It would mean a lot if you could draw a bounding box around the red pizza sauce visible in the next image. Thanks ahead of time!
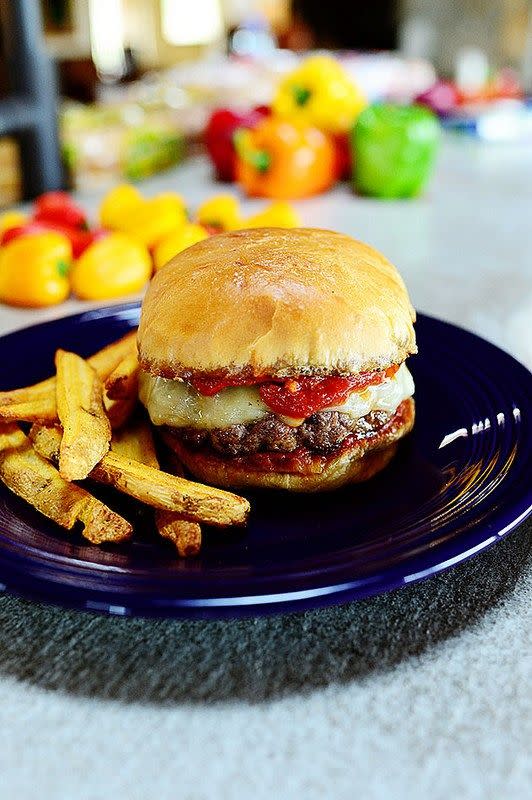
[190,365,399,419]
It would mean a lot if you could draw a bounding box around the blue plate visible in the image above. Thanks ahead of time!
[0,304,530,618]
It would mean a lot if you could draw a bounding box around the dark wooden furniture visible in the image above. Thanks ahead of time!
[0,0,63,199]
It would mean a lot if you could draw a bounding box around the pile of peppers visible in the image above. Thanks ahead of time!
[205,55,367,199]
[0,191,153,307]
[205,54,440,200]
[0,185,302,308]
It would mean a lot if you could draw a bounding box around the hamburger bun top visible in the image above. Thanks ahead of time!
[138,227,416,379]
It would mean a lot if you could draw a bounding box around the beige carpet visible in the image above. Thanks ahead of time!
[0,522,529,799]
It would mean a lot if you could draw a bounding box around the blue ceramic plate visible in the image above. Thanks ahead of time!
[0,304,530,618]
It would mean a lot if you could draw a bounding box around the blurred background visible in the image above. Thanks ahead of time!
[0,0,530,203]
[1,0,532,369]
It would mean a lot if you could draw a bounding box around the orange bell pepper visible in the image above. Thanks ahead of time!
[70,233,152,300]
[0,232,71,307]
[235,118,336,200]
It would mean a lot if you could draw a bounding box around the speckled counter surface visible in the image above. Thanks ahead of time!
[0,136,530,799]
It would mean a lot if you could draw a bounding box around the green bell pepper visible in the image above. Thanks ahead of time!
[352,104,439,198]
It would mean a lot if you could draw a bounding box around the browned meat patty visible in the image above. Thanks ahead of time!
[169,409,391,456]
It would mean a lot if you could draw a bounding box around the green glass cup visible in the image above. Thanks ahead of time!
[352,104,439,199]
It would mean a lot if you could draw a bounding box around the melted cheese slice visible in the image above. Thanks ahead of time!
[139,363,415,430]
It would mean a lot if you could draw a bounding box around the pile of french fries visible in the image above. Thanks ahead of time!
[0,332,249,557]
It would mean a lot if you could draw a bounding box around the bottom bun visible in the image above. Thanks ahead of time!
[161,398,415,492]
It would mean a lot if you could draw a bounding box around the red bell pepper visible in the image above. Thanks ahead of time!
[205,106,269,182]
[1,221,106,258]
[33,191,88,230]
[332,132,352,180]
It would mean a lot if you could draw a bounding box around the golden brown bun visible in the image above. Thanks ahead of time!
[138,228,416,379]
[161,398,415,493]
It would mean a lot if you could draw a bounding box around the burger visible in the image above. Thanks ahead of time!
[138,228,416,492]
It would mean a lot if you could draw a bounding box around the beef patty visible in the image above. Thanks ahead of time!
[168,409,392,457]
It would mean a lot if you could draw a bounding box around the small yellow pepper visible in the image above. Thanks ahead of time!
[0,210,27,236]
[99,184,143,230]
[196,194,241,231]
[241,201,301,229]
[153,223,208,271]
[119,193,188,249]
[70,233,152,300]
[273,55,367,134]
[0,232,71,307]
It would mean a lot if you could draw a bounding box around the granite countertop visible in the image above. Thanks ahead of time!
[0,136,530,799]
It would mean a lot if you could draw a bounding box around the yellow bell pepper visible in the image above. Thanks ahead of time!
[153,224,208,271]
[0,210,27,237]
[118,193,188,249]
[99,186,187,249]
[196,194,241,232]
[241,201,301,229]
[99,184,143,230]
[0,232,71,307]
[70,233,152,300]
[272,55,367,134]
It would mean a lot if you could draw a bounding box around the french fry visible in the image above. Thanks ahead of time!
[104,352,139,400]
[104,393,138,431]
[94,452,248,527]
[88,331,137,378]
[34,420,202,555]
[0,377,57,423]
[155,453,202,557]
[56,350,111,481]
[102,352,140,430]
[29,422,62,462]
[0,331,137,424]
[97,453,249,527]
[31,422,249,527]
[0,423,132,544]
[110,415,159,467]
[155,510,202,558]
[112,417,202,557]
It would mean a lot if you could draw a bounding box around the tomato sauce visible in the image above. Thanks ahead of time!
[190,373,266,396]
[190,365,399,418]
